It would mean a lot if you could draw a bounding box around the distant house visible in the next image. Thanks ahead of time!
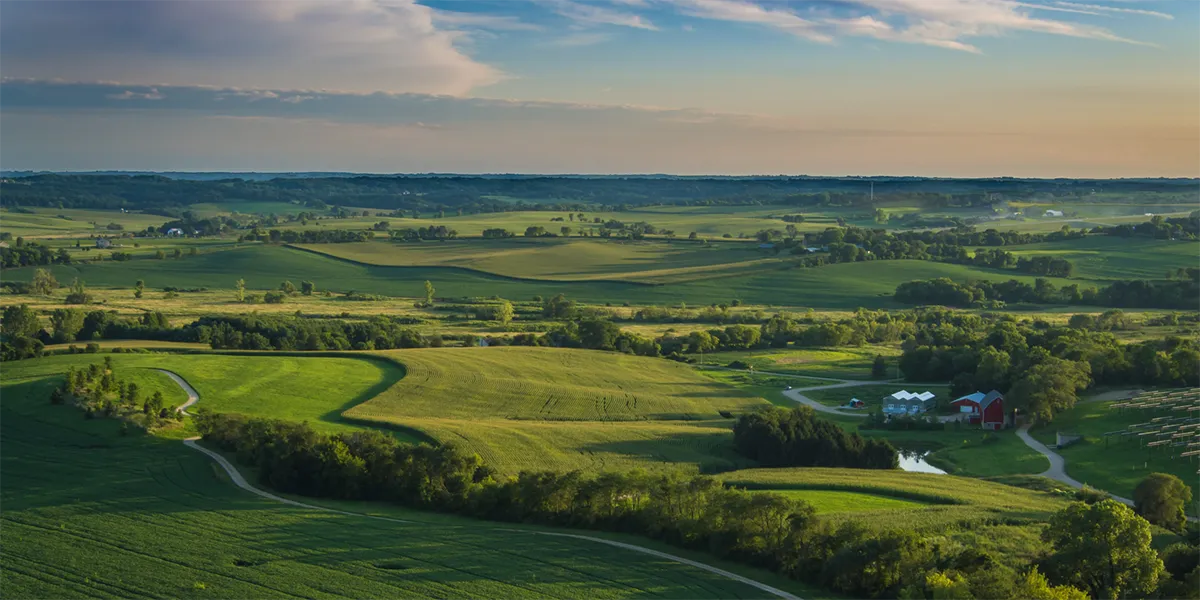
[1043,209,1064,217]
[758,243,775,250]
[951,390,1006,430]
[95,238,112,249]
[165,228,185,237]
[882,390,936,416]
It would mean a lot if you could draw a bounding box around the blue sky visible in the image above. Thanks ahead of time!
[1,0,1196,176]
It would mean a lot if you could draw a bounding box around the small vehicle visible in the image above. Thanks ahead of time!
[785,386,792,390]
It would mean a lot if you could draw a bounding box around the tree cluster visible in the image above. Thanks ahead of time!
[894,276,1198,310]
[733,406,898,469]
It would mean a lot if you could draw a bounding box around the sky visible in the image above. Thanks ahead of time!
[1,0,1197,177]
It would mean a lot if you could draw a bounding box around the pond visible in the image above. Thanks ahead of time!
[898,451,947,475]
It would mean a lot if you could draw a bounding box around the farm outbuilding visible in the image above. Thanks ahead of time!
[883,390,936,416]
[951,390,1006,430]
[95,238,112,249]
[1043,209,1064,217]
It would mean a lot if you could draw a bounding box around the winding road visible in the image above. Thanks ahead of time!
[161,369,800,600]
[1016,425,1135,508]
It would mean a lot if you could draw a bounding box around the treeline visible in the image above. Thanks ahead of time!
[895,275,1200,309]
[897,310,1200,421]
[190,315,431,351]
[197,412,1153,600]
[389,226,457,241]
[241,228,375,243]
[1095,214,1199,240]
[1,239,72,268]
[733,406,898,469]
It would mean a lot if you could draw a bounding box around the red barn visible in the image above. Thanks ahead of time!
[950,390,1006,430]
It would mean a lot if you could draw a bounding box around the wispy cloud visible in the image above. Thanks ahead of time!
[107,88,165,100]
[540,0,659,30]
[430,9,543,31]
[665,0,1154,52]
[1053,1,1174,19]
[547,32,615,47]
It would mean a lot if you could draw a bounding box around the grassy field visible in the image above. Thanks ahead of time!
[4,244,1083,309]
[698,346,903,380]
[0,207,170,238]
[800,384,951,409]
[748,489,930,513]
[720,467,1069,567]
[1006,236,1200,281]
[1029,396,1200,506]
[2,353,404,435]
[0,373,807,599]
[346,347,768,474]
[294,238,787,284]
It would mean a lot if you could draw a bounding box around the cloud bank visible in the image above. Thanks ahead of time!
[0,0,502,95]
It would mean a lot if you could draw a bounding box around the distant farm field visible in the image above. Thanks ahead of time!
[294,238,785,283]
[0,375,799,599]
[1006,236,1200,281]
[5,244,1082,308]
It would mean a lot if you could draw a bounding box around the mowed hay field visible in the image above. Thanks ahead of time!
[6,244,1079,308]
[0,376,801,600]
[294,238,785,284]
[348,347,769,474]
[3,353,404,435]
[720,467,1071,567]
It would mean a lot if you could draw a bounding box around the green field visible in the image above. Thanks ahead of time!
[719,467,1069,567]
[5,244,1082,308]
[347,347,767,474]
[295,238,786,283]
[749,489,930,513]
[699,346,903,380]
[1029,396,1200,506]
[1007,236,1199,281]
[0,373,806,599]
[3,353,404,435]
[0,207,170,238]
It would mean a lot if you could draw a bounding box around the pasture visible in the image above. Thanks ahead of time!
[2,353,404,435]
[347,347,768,474]
[699,346,903,380]
[0,207,169,238]
[1029,395,1200,506]
[5,244,1084,308]
[720,467,1070,567]
[0,376,804,599]
[294,238,787,284]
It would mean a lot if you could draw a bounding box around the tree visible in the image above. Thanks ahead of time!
[235,279,246,302]
[280,281,297,295]
[154,250,166,260]
[49,308,85,343]
[1132,473,1192,532]
[1042,499,1163,600]
[301,281,315,296]
[64,278,92,304]
[1014,568,1088,600]
[1007,358,1091,422]
[871,355,888,379]
[494,300,514,324]
[172,248,182,259]
[30,268,58,295]
[686,330,718,354]
[560,226,572,237]
[2,304,42,337]
[423,280,435,306]
[785,224,798,239]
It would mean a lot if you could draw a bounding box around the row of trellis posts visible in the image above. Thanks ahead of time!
[1105,388,1200,472]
